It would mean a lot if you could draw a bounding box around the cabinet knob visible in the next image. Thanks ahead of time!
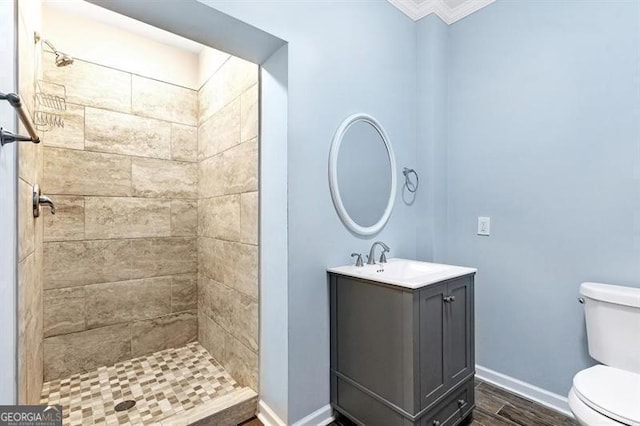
[432,421,440,426]
[458,399,466,408]
[443,295,456,303]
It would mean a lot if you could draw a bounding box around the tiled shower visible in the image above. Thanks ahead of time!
[16,1,260,424]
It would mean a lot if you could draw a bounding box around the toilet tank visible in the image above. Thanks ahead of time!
[580,282,640,373]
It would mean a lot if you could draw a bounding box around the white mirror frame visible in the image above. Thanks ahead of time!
[328,113,397,236]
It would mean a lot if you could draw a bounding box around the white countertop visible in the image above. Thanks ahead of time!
[327,258,477,289]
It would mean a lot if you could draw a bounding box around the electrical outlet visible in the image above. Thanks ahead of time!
[477,217,490,236]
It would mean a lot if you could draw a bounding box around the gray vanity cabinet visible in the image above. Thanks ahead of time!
[330,273,475,426]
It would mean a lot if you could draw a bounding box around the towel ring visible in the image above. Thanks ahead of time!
[403,167,419,193]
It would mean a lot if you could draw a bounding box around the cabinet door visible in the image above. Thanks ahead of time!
[445,278,474,385]
[419,283,447,409]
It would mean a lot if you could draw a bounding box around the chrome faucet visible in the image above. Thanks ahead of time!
[367,241,390,265]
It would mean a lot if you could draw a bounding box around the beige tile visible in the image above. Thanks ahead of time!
[172,273,197,312]
[240,192,259,245]
[231,242,259,300]
[44,287,85,337]
[86,277,171,329]
[131,311,197,357]
[43,324,132,381]
[131,237,197,279]
[171,123,197,162]
[18,136,38,185]
[198,195,240,241]
[18,179,35,260]
[18,252,43,404]
[44,196,84,241]
[230,291,259,353]
[199,239,258,300]
[85,197,171,239]
[131,75,198,126]
[198,311,226,364]
[221,139,258,195]
[43,240,131,289]
[42,103,84,149]
[240,84,259,143]
[188,394,257,426]
[132,158,198,199]
[85,107,172,159]
[43,147,132,196]
[198,154,223,198]
[44,55,131,113]
[199,57,258,124]
[225,334,258,391]
[198,275,233,332]
[198,98,240,160]
[171,200,197,237]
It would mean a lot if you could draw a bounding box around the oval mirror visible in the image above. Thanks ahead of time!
[329,113,397,235]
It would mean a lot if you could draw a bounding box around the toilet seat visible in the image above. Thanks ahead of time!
[572,365,640,426]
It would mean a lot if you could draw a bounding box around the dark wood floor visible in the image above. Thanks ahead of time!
[240,379,577,426]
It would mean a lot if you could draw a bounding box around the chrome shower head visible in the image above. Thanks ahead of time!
[54,52,74,67]
[43,39,74,67]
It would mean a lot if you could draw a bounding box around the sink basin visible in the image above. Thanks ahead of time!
[327,258,477,289]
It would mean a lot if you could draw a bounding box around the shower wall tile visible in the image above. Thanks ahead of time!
[44,147,132,197]
[198,155,223,198]
[225,333,258,391]
[132,158,198,199]
[198,98,241,160]
[198,312,227,365]
[171,273,197,312]
[85,277,172,328]
[221,139,258,195]
[85,107,172,159]
[44,56,131,113]
[240,192,259,246]
[199,57,258,124]
[131,76,198,126]
[85,197,171,239]
[229,289,259,353]
[171,200,198,237]
[18,252,43,402]
[240,84,259,143]
[43,240,131,289]
[42,103,85,150]
[198,276,233,332]
[199,238,258,300]
[130,237,197,279]
[43,324,132,381]
[43,287,85,337]
[198,195,241,241]
[44,196,84,242]
[18,178,35,261]
[171,123,198,162]
[130,311,197,357]
[232,243,259,300]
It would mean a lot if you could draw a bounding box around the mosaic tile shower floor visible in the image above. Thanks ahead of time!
[40,342,255,425]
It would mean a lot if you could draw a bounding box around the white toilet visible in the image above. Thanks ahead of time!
[569,282,640,426]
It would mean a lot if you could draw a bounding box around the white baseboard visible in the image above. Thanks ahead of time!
[257,399,286,426]
[475,365,574,418]
[258,401,334,426]
[291,404,334,426]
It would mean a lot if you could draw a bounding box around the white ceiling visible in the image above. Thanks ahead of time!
[388,0,495,24]
[42,0,206,53]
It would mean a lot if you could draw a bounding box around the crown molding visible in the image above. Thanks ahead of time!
[388,0,495,24]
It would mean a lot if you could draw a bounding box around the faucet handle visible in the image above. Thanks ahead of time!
[351,253,364,267]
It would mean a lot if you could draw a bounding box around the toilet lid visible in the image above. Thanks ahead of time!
[573,365,640,426]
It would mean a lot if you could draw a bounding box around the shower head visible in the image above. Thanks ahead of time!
[43,39,74,67]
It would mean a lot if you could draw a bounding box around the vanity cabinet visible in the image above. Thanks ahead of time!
[329,272,475,426]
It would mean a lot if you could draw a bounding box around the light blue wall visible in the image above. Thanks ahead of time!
[197,1,418,422]
[439,0,640,396]
[416,14,449,262]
